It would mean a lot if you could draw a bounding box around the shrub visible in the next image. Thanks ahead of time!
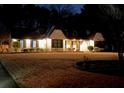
[13,41,20,48]
[94,47,104,52]
[13,41,20,52]
[87,46,94,51]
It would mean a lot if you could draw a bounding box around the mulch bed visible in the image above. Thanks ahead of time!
[76,60,124,76]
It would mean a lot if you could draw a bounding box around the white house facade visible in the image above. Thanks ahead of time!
[11,28,97,52]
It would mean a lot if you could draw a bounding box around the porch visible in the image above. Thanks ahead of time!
[11,38,95,52]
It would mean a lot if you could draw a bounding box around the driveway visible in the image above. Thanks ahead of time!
[0,52,124,88]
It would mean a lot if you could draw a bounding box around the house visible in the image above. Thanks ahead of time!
[0,32,11,53]
[11,26,99,52]
[90,32,105,46]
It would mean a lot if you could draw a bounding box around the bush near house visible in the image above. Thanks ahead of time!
[36,48,47,52]
[21,48,49,53]
[76,60,123,76]
[13,41,20,52]
[87,46,94,51]
[94,47,104,52]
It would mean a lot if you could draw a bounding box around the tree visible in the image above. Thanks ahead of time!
[48,4,74,17]
[98,5,124,62]
[48,4,75,28]
[81,4,124,64]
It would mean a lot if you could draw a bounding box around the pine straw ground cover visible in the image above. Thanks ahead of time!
[0,52,124,88]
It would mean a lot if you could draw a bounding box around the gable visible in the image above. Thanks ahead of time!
[49,29,66,39]
[93,32,104,41]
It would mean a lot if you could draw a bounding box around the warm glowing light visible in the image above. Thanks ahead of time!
[73,45,76,48]
[38,39,46,48]
[65,39,70,48]
[89,40,94,46]
[64,39,68,41]
[45,38,51,50]
[46,38,51,42]
[12,39,17,42]
[25,39,31,48]
[80,41,88,51]
[79,39,83,41]
[73,44,76,51]
[66,44,70,48]
[73,39,76,41]
[20,40,23,48]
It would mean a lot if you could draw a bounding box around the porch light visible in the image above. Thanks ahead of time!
[12,39,17,42]
[66,44,70,48]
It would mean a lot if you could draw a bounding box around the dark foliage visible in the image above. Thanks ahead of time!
[0,4,84,38]
[76,60,124,77]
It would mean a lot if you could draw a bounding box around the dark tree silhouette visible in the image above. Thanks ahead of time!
[48,4,75,28]
[48,4,74,17]
[98,5,124,62]
[81,4,124,63]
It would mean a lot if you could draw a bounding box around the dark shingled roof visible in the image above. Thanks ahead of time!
[3,26,104,40]
[88,32,105,41]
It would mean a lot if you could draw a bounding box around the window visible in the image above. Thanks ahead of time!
[52,39,63,48]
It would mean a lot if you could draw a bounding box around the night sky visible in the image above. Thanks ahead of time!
[38,4,83,14]
[72,4,83,14]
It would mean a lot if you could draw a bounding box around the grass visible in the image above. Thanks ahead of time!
[76,60,124,76]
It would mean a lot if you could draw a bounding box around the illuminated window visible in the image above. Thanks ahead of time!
[80,41,88,51]
[38,39,46,48]
[20,40,23,48]
[32,40,36,48]
[25,39,31,48]
[89,40,94,46]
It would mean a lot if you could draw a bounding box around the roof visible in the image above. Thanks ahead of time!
[22,31,45,39]
[11,27,47,39]
[49,29,67,39]
[35,26,83,39]
[93,32,105,41]
[10,26,105,40]
[89,32,105,41]
[12,26,67,40]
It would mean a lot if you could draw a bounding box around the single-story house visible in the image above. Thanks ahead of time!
[0,26,105,53]
[11,27,105,52]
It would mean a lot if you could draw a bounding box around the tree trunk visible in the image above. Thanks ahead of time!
[118,52,123,62]
[117,39,124,73]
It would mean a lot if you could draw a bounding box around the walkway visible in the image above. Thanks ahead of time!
[0,62,18,88]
